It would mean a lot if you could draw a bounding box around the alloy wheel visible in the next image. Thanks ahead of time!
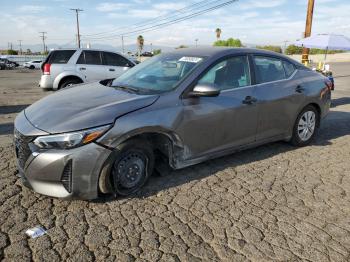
[297,111,316,141]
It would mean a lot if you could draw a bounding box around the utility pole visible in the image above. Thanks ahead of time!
[121,35,125,54]
[283,40,289,54]
[70,8,83,48]
[18,40,23,55]
[39,32,47,54]
[302,0,315,64]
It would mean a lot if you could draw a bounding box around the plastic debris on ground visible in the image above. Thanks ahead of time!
[25,226,47,238]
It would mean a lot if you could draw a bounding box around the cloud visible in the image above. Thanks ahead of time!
[154,3,187,11]
[239,0,286,9]
[18,5,47,13]
[128,9,165,19]
[96,2,130,12]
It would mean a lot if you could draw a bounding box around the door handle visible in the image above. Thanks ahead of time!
[79,67,86,71]
[109,68,115,72]
[242,96,257,105]
[295,85,305,93]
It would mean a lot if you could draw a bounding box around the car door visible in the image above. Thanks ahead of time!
[178,55,258,158]
[102,51,133,79]
[76,50,107,82]
[252,55,304,141]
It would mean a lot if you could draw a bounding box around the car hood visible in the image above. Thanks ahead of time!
[24,82,159,134]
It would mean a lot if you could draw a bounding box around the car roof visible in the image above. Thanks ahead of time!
[170,47,295,62]
[50,48,123,53]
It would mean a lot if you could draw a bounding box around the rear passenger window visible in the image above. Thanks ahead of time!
[103,52,130,67]
[253,56,286,84]
[283,61,296,78]
[48,50,75,64]
[77,51,102,65]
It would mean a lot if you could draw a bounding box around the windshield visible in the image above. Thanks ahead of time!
[111,53,205,94]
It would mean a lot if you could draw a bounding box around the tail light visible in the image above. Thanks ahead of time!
[43,63,51,75]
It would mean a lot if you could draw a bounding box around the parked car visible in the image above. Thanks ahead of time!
[141,51,153,57]
[39,48,136,90]
[14,47,332,200]
[0,60,5,70]
[0,58,19,69]
[24,60,42,69]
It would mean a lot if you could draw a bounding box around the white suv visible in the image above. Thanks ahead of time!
[39,48,136,90]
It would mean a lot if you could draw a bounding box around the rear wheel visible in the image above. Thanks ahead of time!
[59,78,83,89]
[111,139,154,196]
[290,105,319,146]
[29,65,35,70]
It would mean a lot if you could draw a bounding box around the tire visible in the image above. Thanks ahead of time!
[59,78,82,89]
[290,105,319,146]
[29,65,35,70]
[111,139,154,196]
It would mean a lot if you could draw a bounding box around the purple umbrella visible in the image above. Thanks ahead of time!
[295,34,350,61]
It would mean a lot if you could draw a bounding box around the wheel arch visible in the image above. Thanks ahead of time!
[53,72,84,90]
[302,102,322,127]
[98,129,187,195]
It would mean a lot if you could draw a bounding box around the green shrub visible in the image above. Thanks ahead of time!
[213,38,243,47]
[256,45,282,53]
[153,49,161,55]
[7,49,18,55]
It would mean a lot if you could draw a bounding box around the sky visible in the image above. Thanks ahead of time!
[0,0,349,50]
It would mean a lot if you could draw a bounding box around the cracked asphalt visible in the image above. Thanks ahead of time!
[0,64,350,261]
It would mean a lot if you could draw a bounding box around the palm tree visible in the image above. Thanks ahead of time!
[137,35,144,59]
[215,28,222,40]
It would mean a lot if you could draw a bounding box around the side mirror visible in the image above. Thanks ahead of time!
[188,83,220,97]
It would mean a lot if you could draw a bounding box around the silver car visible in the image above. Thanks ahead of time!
[39,48,136,90]
[14,47,332,199]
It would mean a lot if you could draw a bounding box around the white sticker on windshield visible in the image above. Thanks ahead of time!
[179,57,202,63]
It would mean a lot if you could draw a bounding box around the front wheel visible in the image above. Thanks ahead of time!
[290,105,319,146]
[111,140,154,196]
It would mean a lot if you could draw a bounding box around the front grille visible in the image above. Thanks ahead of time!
[14,129,35,170]
[61,160,72,193]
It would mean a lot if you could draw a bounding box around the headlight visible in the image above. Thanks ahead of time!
[33,125,111,149]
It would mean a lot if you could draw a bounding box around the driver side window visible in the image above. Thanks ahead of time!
[198,56,251,90]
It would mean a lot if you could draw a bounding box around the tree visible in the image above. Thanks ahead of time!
[256,45,282,53]
[215,28,222,40]
[26,49,32,54]
[285,45,303,55]
[176,45,189,49]
[213,38,242,47]
[153,49,161,55]
[7,49,18,55]
[137,35,144,54]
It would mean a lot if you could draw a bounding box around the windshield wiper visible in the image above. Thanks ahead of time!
[113,84,139,93]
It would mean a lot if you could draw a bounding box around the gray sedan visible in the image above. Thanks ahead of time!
[14,47,332,199]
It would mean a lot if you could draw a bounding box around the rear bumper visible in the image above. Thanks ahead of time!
[39,75,53,89]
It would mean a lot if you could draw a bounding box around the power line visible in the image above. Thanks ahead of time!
[83,0,238,41]
[83,0,215,37]
[83,0,235,40]
[18,40,23,55]
[70,8,83,48]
